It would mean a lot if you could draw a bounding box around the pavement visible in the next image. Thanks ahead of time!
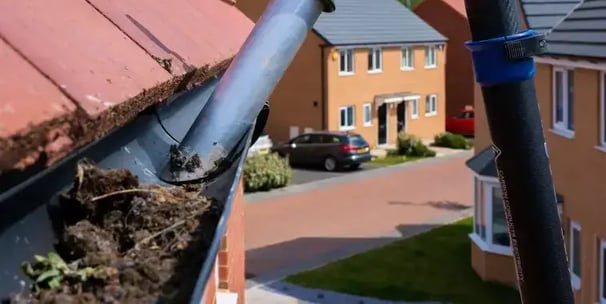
[243,150,474,303]
[247,281,448,304]
[289,165,379,186]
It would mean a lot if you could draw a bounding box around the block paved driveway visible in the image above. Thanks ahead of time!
[244,152,474,285]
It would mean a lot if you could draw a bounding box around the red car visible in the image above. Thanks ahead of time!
[446,107,474,136]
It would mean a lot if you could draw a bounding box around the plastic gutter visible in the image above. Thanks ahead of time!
[0,0,335,301]
[0,74,246,301]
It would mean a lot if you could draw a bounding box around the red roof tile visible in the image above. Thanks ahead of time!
[0,0,253,173]
[0,40,75,139]
[85,0,251,76]
[0,0,173,116]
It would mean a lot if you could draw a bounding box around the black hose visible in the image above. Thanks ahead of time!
[464,0,575,303]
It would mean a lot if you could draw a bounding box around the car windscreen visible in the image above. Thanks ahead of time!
[347,135,368,147]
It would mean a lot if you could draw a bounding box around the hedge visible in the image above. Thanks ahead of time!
[396,131,437,157]
[243,152,292,193]
[433,132,471,150]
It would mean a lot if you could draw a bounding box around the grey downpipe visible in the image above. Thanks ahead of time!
[161,0,336,183]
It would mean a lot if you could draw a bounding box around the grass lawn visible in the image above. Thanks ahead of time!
[369,155,424,167]
[285,218,521,304]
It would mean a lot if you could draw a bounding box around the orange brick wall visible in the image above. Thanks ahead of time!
[203,180,246,304]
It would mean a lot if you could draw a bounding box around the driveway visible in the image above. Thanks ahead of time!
[290,164,378,185]
[244,151,474,285]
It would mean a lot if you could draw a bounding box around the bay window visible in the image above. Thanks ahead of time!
[470,176,512,255]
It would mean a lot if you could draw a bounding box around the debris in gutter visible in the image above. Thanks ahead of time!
[152,56,173,74]
[9,160,218,304]
[168,144,202,174]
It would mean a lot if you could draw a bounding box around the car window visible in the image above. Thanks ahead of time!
[320,135,342,144]
[457,111,474,119]
[292,135,311,144]
[348,135,368,147]
[309,134,323,144]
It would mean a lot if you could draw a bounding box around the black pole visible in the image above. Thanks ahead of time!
[464,1,574,303]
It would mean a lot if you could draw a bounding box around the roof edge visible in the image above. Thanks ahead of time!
[535,55,606,69]
[0,58,233,175]
[329,40,448,48]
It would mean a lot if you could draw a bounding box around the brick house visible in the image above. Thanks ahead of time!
[0,1,254,303]
[413,0,476,118]
[414,0,581,118]
[466,1,606,304]
[237,0,447,146]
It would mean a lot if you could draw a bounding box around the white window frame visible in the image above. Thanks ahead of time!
[569,221,581,290]
[363,103,372,127]
[469,175,513,256]
[424,45,437,68]
[425,94,438,116]
[551,66,575,138]
[339,49,354,75]
[410,98,419,119]
[339,105,355,130]
[599,71,606,150]
[599,240,606,304]
[367,47,382,73]
[401,46,414,70]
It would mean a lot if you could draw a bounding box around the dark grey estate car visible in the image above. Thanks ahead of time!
[271,131,372,171]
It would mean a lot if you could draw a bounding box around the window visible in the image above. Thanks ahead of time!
[424,46,437,68]
[410,98,419,119]
[552,67,574,137]
[599,240,606,304]
[309,134,323,144]
[569,221,581,290]
[457,111,474,119]
[339,106,355,130]
[490,185,510,247]
[289,126,299,139]
[363,103,372,126]
[367,47,382,73]
[339,49,354,75]
[401,47,414,70]
[600,72,606,148]
[292,134,311,144]
[425,95,438,116]
[470,177,512,256]
[320,135,342,144]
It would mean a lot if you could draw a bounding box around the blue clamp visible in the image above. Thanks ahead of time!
[465,30,548,87]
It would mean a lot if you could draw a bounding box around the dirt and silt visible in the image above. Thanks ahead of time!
[10,159,219,304]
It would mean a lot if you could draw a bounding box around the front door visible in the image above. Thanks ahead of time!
[377,104,387,145]
[397,102,406,133]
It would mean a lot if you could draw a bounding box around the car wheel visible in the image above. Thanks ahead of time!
[323,156,338,172]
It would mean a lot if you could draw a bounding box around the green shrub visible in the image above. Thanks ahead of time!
[396,131,421,155]
[433,132,471,150]
[243,152,292,193]
[396,131,436,157]
[410,141,437,157]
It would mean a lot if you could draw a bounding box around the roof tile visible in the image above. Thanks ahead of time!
[0,39,75,139]
[520,0,582,33]
[546,0,606,58]
[0,0,253,173]
[0,0,173,117]
[314,0,446,45]
[85,0,252,76]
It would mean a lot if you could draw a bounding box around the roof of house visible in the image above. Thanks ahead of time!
[313,0,446,46]
[466,146,497,177]
[519,0,582,33]
[0,0,253,174]
[415,0,468,18]
[466,146,564,203]
[544,0,606,59]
